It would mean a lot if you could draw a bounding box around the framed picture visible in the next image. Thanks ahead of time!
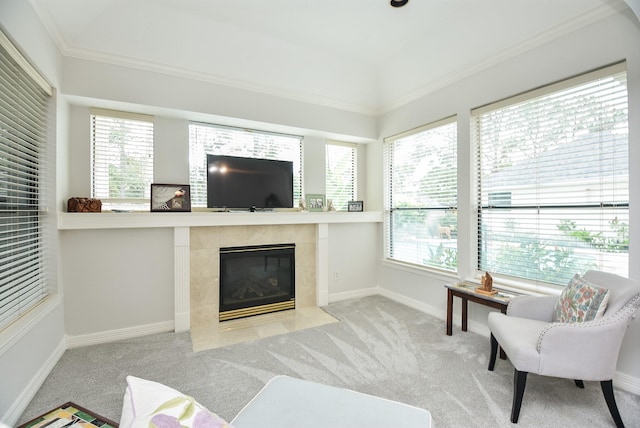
[151,184,191,212]
[305,194,326,212]
[347,200,364,212]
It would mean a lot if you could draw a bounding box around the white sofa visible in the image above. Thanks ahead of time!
[120,375,432,428]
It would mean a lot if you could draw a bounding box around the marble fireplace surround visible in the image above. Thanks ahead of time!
[189,224,318,331]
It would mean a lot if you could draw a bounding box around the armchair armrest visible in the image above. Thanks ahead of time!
[507,295,557,322]
[535,315,633,380]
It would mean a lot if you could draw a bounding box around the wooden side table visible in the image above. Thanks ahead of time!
[445,282,516,359]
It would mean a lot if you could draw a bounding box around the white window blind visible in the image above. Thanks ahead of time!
[189,123,303,207]
[91,109,154,210]
[473,63,628,286]
[384,117,458,271]
[0,30,52,330]
[326,141,356,211]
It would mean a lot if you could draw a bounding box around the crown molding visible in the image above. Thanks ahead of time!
[378,0,628,115]
[30,0,628,118]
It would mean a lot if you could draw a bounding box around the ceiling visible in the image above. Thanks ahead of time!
[30,0,628,115]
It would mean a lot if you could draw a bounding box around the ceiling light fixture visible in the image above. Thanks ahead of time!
[390,0,409,7]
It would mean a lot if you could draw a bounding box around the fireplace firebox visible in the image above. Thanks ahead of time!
[219,243,295,321]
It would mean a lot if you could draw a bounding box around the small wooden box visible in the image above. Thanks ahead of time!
[67,197,102,212]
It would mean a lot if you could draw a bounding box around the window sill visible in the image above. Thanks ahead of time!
[0,294,61,357]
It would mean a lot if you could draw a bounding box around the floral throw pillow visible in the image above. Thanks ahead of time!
[120,375,233,428]
[553,274,610,323]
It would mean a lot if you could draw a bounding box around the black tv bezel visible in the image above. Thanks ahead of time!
[206,154,294,210]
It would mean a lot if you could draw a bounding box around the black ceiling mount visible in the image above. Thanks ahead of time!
[390,0,409,7]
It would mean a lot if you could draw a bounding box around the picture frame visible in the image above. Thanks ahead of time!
[150,184,191,212]
[305,194,326,212]
[347,200,364,212]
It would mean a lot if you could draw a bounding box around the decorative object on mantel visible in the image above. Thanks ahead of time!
[347,200,364,212]
[150,184,191,212]
[298,198,307,211]
[67,197,102,213]
[326,199,336,212]
[476,272,497,296]
[305,194,326,212]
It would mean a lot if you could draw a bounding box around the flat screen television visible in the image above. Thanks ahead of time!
[207,154,294,210]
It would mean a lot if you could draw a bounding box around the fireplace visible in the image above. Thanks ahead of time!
[219,243,295,321]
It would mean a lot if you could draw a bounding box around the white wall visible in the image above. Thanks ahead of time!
[0,0,66,425]
[376,9,640,389]
[328,223,382,300]
[61,229,175,337]
[62,58,378,145]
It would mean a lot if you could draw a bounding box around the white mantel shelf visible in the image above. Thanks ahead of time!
[58,211,384,230]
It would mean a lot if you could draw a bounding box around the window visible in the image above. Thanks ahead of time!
[473,63,628,286]
[91,109,154,210]
[384,117,458,271]
[189,123,303,208]
[326,141,356,211]
[0,31,52,330]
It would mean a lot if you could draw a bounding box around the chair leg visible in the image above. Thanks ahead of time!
[488,333,498,371]
[511,370,528,423]
[574,380,585,389]
[601,380,625,428]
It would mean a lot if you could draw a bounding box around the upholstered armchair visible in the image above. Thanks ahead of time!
[487,270,640,427]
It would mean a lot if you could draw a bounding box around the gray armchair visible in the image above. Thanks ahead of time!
[487,270,640,427]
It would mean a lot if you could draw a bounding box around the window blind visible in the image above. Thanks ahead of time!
[473,63,628,286]
[0,31,52,330]
[189,123,303,207]
[384,117,458,271]
[91,109,154,210]
[326,141,356,211]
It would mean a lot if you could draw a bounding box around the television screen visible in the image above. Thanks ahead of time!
[207,154,294,210]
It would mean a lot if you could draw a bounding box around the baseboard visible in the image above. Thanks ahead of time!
[614,370,640,395]
[377,287,444,320]
[327,287,379,303]
[65,321,175,349]
[2,338,65,427]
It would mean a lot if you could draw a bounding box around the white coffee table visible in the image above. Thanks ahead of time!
[231,375,432,428]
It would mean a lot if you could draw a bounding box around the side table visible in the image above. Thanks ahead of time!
[445,282,516,359]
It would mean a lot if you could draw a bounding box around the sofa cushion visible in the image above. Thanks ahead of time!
[120,375,232,428]
[553,274,610,323]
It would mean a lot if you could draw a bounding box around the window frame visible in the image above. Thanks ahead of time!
[383,116,458,273]
[0,30,52,331]
[325,140,357,211]
[90,108,155,210]
[471,62,629,289]
[188,122,304,209]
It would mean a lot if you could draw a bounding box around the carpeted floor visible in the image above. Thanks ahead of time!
[17,296,640,427]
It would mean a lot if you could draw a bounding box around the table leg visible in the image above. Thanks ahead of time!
[461,298,468,332]
[446,289,453,336]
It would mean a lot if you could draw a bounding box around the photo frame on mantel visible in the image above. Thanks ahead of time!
[347,200,364,212]
[150,184,191,212]
[305,194,326,212]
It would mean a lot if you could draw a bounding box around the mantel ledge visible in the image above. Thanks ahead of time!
[58,211,384,230]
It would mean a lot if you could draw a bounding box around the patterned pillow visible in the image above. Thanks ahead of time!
[120,375,233,428]
[553,274,610,323]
